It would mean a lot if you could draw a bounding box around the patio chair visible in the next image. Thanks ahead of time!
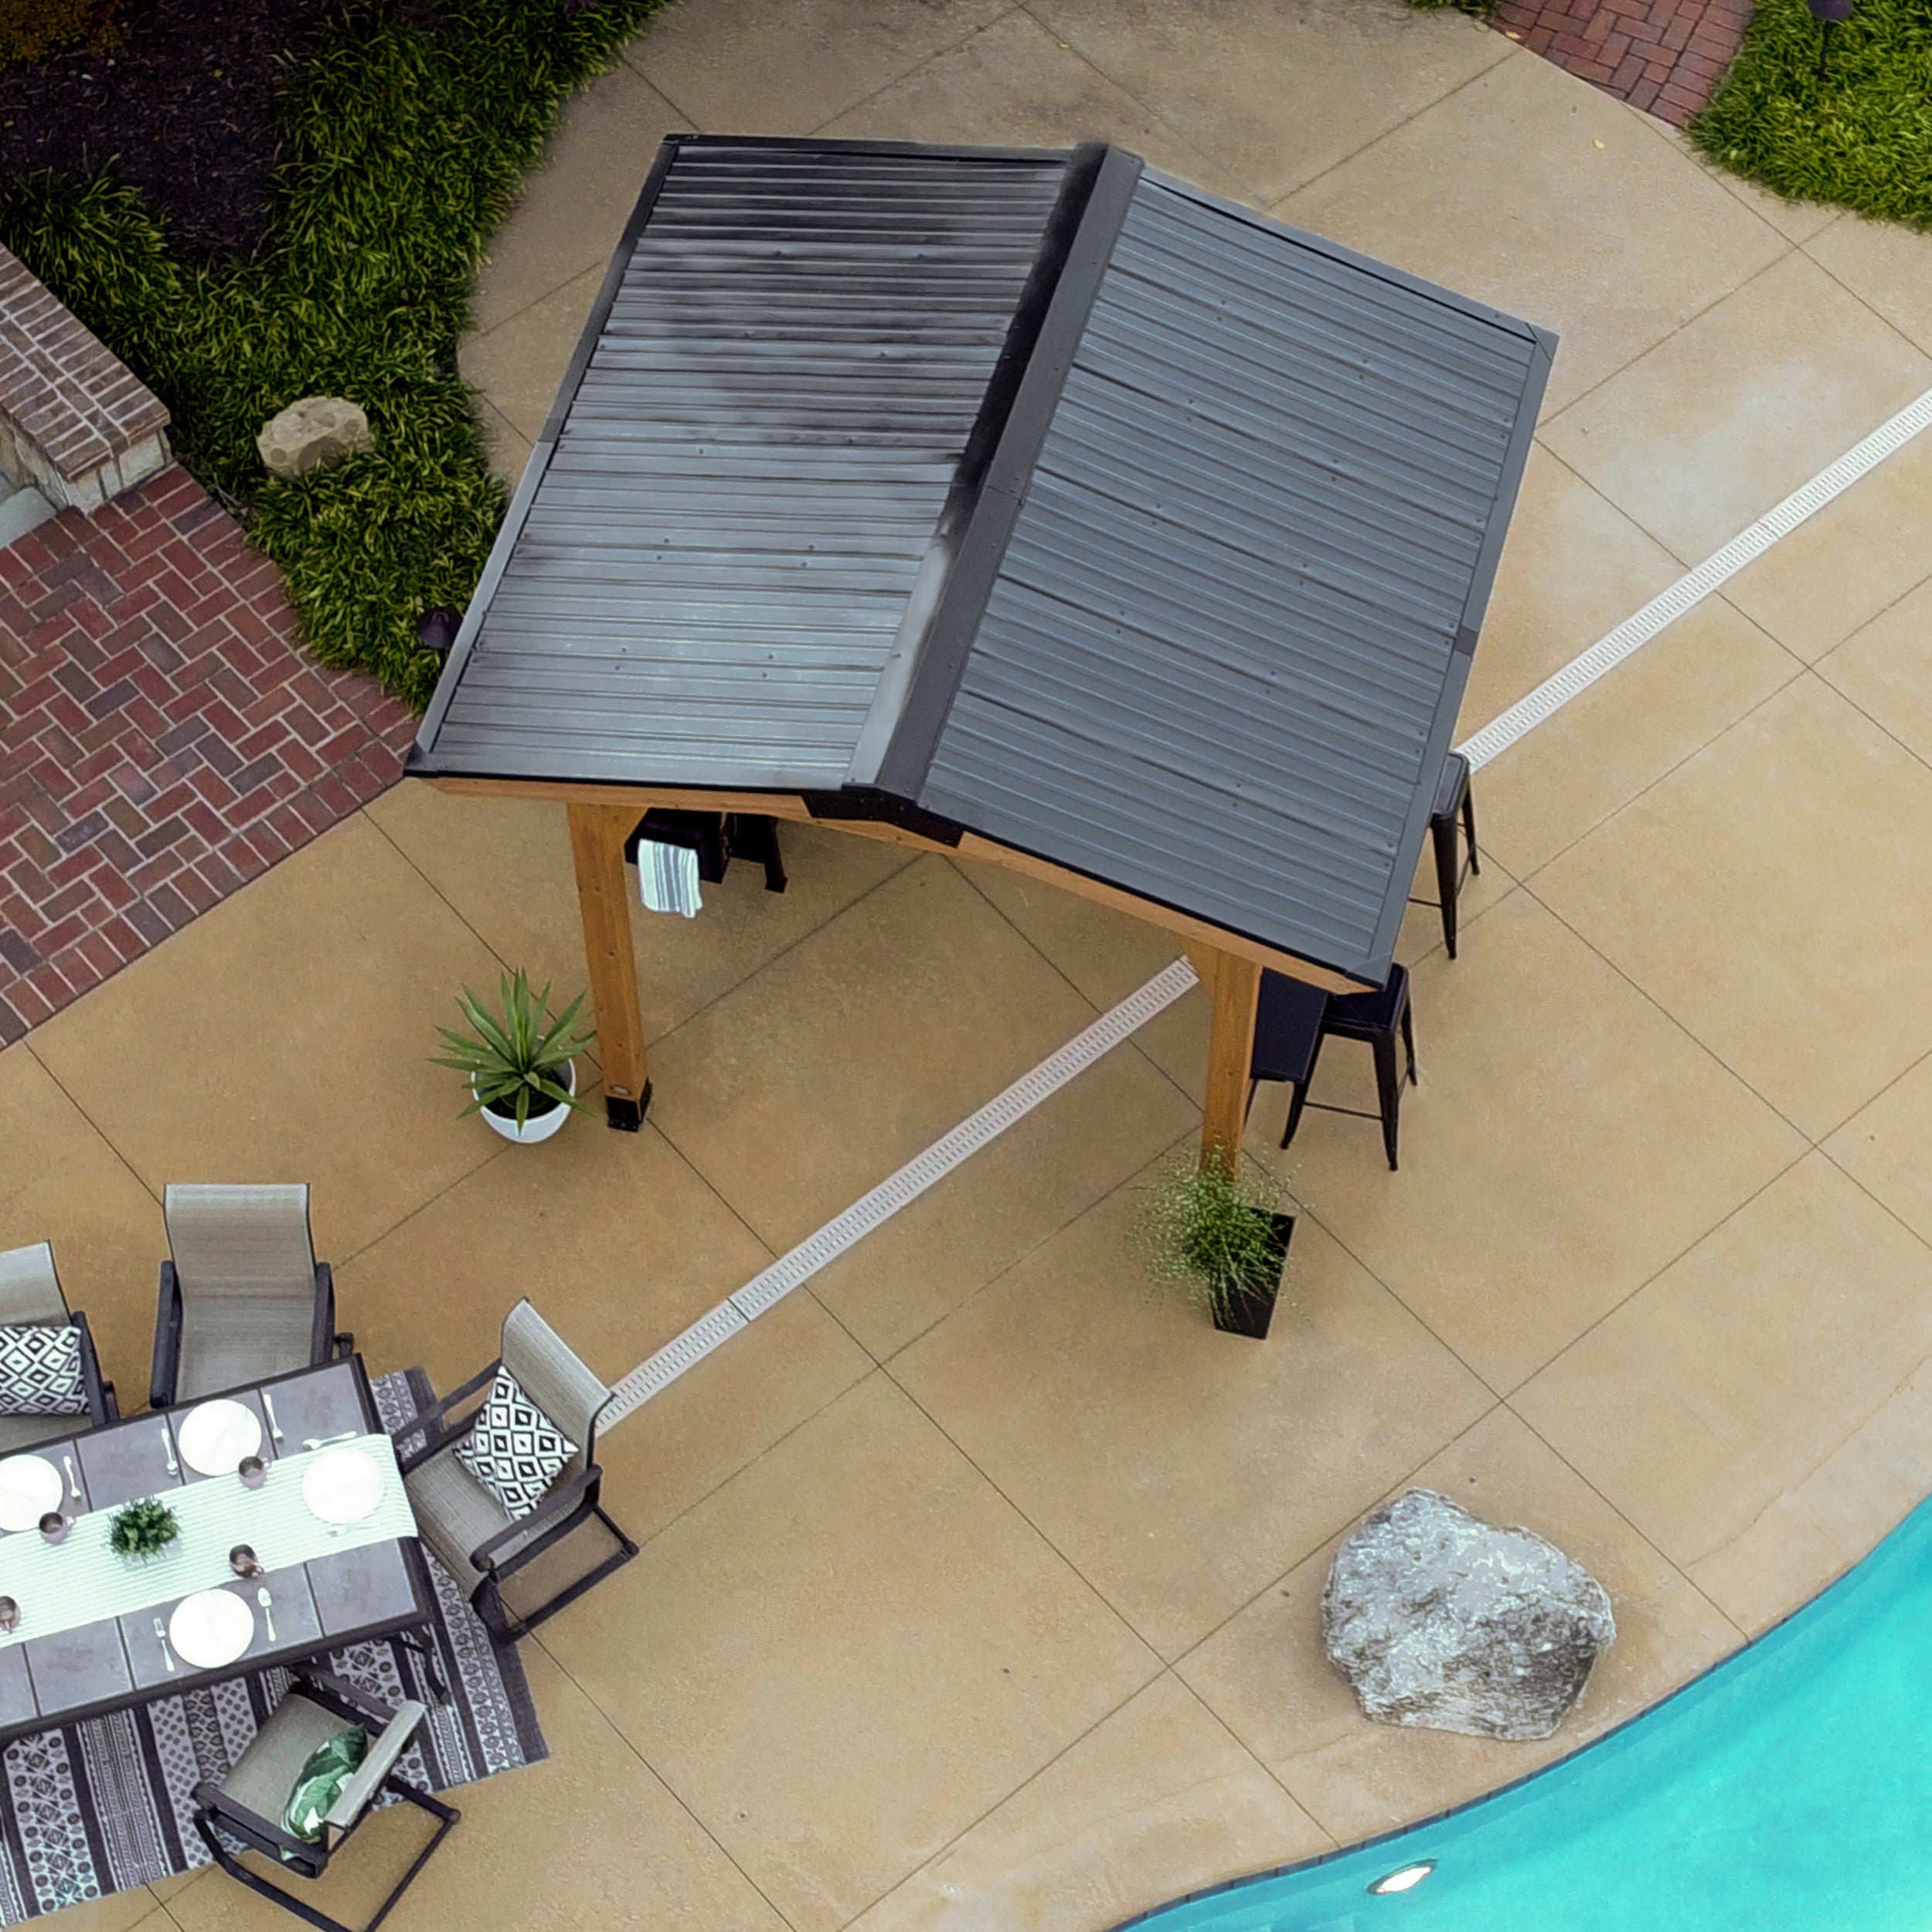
[393,1299,636,1641]
[1247,965,1418,1172]
[0,1242,118,1447]
[150,1184,352,1410]
[192,1666,458,1932]
[1408,750,1480,960]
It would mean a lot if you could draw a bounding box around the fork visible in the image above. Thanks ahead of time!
[302,1432,358,1451]
[154,1617,175,1674]
[62,1456,80,1505]
[262,1393,285,1445]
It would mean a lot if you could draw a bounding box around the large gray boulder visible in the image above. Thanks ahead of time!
[1322,1488,1614,1741]
[256,396,372,479]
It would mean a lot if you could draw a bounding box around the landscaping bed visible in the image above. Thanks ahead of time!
[0,0,667,708]
[1691,0,1932,230]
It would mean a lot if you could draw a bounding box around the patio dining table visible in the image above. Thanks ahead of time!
[0,1356,437,1743]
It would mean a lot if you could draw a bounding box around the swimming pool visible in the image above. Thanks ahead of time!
[1112,1488,1932,1931]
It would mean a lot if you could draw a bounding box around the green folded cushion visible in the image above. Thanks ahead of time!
[281,1725,370,1845]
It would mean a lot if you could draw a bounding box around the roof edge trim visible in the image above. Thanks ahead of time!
[862,143,1145,801]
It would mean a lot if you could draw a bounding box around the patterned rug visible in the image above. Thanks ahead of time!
[0,1369,546,1922]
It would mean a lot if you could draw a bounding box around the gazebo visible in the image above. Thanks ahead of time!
[410,135,1553,1165]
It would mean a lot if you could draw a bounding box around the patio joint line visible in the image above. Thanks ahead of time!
[600,957,1201,1428]
[1459,383,1932,770]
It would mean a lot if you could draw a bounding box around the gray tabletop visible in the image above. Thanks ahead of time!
[2,1359,433,1737]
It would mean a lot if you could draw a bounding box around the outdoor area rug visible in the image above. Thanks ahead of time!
[0,1368,547,1922]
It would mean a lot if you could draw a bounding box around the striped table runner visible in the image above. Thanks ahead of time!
[0,1434,415,1648]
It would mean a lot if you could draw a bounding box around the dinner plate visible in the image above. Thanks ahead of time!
[0,1455,64,1533]
[169,1588,254,1669]
[301,1445,383,1526]
[175,1398,262,1477]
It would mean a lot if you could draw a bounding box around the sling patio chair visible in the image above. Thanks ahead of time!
[192,1666,458,1932]
[0,1241,119,1446]
[392,1298,636,1641]
[151,1183,352,1409]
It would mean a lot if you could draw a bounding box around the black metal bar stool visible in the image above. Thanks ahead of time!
[625,810,787,893]
[1246,965,1418,1171]
[1408,750,1478,958]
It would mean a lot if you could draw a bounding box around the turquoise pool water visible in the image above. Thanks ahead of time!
[1116,1490,1932,1932]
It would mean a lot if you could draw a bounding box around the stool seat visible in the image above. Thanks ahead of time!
[1250,972,1328,1087]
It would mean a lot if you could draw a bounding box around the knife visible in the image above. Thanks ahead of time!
[302,1433,358,1450]
[154,1617,175,1674]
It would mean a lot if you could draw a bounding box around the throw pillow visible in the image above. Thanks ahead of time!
[455,1367,577,1519]
[281,1725,369,1845]
[0,1324,87,1417]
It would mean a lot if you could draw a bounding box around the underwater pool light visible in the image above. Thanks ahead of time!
[1367,1862,1437,1896]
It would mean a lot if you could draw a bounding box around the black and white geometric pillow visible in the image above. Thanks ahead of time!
[455,1368,577,1519]
[0,1323,87,1416]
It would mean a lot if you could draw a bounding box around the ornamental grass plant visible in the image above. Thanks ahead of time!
[1690,0,1932,230]
[0,0,670,707]
[1136,1144,1294,1320]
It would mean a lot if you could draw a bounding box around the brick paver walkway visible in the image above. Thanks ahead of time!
[0,464,417,1045]
[1495,0,1753,124]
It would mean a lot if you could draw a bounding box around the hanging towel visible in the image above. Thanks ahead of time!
[636,837,702,917]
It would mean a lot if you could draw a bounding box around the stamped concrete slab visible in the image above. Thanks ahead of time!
[1805,213,1932,361]
[1276,52,1787,417]
[894,1154,1492,1662]
[818,9,1250,199]
[1815,576,1932,771]
[1822,1048,1932,1251]
[625,0,1014,136]
[539,1372,1158,1932]
[0,1043,164,1397]
[25,815,505,1264]
[1177,1407,1740,1845]
[1021,0,1509,205]
[472,61,691,337]
[1259,893,1804,1394]
[1536,676,1932,1140]
[1540,250,1932,565]
[1515,1155,1932,1583]
[847,1674,1332,1932]
[459,262,604,446]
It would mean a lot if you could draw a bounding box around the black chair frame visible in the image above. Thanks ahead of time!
[150,1260,352,1410]
[395,1359,638,1643]
[192,1668,459,1932]
[1408,752,1481,960]
[68,1309,119,1427]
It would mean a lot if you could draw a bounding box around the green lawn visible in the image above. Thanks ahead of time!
[1691,0,1932,230]
[0,0,667,709]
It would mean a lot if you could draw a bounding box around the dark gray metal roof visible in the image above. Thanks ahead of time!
[417,138,1071,785]
[908,172,1549,981]
[413,136,1553,987]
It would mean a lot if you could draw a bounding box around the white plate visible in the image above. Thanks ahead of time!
[175,1398,262,1477]
[169,1588,255,1669]
[0,1455,64,1533]
[301,1446,383,1526]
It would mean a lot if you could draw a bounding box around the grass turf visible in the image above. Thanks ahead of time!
[1690,0,1932,227]
[0,0,667,709]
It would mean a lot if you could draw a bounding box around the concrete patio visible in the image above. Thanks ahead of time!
[9,0,1932,1925]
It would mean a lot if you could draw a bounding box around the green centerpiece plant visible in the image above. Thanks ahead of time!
[1136,1143,1296,1341]
[107,1497,180,1560]
[430,967,596,1138]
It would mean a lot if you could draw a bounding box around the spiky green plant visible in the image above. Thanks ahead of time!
[1134,1144,1293,1317]
[0,0,672,706]
[107,1497,180,1560]
[432,968,596,1127]
[1691,0,1932,228]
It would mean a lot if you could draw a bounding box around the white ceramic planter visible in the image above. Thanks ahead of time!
[474,1059,577,1145]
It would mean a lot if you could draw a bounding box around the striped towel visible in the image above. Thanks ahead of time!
[636,837,702,917]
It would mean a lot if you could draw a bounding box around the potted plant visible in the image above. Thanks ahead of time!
[108,1498,181,1561]
[431,968,597,1145]
[1137,1143,1295,1340]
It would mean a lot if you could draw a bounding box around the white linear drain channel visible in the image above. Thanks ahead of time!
[1458,383,1932,771]
[603,388,1932,1430]
[602,956,1201,1429]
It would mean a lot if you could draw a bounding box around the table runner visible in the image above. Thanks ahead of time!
[0,1434,415,1649]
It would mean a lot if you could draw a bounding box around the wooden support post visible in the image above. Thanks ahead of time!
[567,803,650,1131]
[1189,942,1261,1175]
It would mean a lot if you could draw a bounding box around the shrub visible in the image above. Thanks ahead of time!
[1135,1144,1293,1317]
[0,0,671,707]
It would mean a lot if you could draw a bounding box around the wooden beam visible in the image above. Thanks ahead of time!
[426,777,1366,993]
[1195,944,1260,1175]
[566,803,650,1130]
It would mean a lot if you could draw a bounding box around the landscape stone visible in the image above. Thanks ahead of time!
[1322,1488,1616,1741]
[256,396,372,478]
